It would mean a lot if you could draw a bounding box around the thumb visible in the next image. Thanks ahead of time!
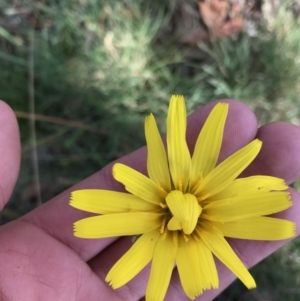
[0,101,21,210]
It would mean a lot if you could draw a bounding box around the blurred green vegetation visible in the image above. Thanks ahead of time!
[1,0,300,300]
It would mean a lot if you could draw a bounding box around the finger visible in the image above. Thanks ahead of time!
[22,100,258,261]
[243,122,300,184]
[0,101,21,210]
[0,219,107,301]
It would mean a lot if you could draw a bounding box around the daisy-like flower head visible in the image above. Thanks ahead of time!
[70,96,295,301]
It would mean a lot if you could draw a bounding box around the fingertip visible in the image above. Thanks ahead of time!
[0,100,21,208]
[245,122,300,184]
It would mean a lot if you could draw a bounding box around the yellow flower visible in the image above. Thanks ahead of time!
[70,96,295,301]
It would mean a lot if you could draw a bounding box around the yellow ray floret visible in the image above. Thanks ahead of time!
[176,236,203,299]
[145,114,171,191]
[74,212,162,238]
[113,163,167,204]
[106,230,160,288]
[209,175,288,201]
[194,236,219,290]
[70,190,158,214]
[199,222,256,289]
[209,217,295,240]
[190,102,228,186]
[167,95,191,192]
[202,191,291,222]
[194,139,262,199]
[146,232,177,301]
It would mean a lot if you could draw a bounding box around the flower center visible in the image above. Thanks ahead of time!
[165,190,202,235]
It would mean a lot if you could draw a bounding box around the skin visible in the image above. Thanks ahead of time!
[1,99,300,301]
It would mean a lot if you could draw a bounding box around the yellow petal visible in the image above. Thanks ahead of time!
[70,190,158,214]
[166,191,200,235]
[146,232,177,301]
[167,217,182,231]
[113,163,167,205]
[208,176,288,201]
[199,222,256,289]
[106,230,160,288]
[167,95,191,192]
[183,194,202,235]
[166,191,187,222]
[190,103,228,188]
[194,234,219,290]
[145,114,171,191]
[176,236,203,299]
[230,175,288,192]
[74,212,162,238]
[194,139,262,199]
[202,191,291,222]
[209,217,295,240]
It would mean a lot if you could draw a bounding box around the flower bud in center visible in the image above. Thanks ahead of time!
[166,190,202,235]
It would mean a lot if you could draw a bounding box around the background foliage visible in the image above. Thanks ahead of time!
[1,0,300,300]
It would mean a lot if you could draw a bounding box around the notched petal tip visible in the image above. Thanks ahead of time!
[171,94,185,101]
[73,225,82,238]
[292,222,297,236]
[282,182,289,190]
[69,190,86,209]
[248,282,257,290]
[69,191,75,205]
[216,102,229,108]
[145,113,155,125]
[105,278,118,290]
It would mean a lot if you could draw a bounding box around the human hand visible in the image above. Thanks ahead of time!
[1,99,300,301]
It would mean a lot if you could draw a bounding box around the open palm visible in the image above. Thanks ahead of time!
[1,99,300,301]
